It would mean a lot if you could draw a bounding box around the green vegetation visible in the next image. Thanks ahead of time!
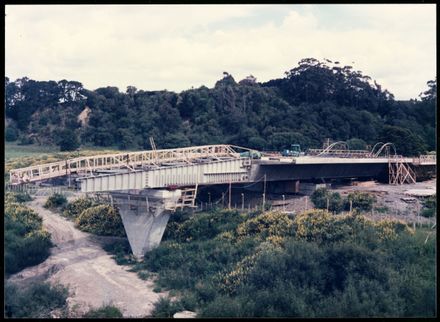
[5,191,33,203]
[151,297,184,318]
[63,196,99,219]
[61,197,127,238]
[4,60,436,155]
[5,196,53,275]
[4,142,59,161]
[4,281,68,318]
[311,188,375,213]
[345,191,376,212]
[421,195,436,218]
[107,208,435,318]
[83,305,123,318]
[310,187,344,212]
[75,204,126,237]
[44,193,68,211]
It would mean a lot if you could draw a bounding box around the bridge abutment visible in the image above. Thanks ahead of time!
[110,190,182,258]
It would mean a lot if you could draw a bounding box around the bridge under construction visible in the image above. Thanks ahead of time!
[8,142,436,257]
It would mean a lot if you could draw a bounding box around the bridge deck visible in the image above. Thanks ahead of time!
[9,144,242,185]
[8,143,436,191]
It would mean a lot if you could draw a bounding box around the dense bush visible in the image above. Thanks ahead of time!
[5,202,52,274]
[5,126,19,141]
[236,211,294,240]
[310,188,344,213]
[5,64,436,154]
[5,191,32,203]
[4,281,68,318]
[151,297,184,318]
[63,197,98,219]
[164,209,247,242]
[421,195,436,218]
[345,191,376,212]
[119,207,434,318]
[44,193,67,210]
[83,305,123,318]
[75,204,126,237]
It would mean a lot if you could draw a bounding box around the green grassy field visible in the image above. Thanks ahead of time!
[5,143,60,162]
[4,142,130,184]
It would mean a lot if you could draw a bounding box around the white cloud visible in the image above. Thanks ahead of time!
[5,4,436,99]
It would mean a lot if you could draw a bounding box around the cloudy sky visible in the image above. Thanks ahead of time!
[5,4,436,100]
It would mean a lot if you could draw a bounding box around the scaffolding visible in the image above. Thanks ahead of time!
[388,155,417,185]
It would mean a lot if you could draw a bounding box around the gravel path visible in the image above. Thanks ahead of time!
[8,196,166,318]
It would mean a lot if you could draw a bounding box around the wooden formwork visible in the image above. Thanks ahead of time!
[388,156,417,184]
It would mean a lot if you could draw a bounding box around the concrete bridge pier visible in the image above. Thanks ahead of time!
[110,189,182,258]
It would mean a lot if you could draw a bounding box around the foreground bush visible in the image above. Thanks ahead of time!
[236,211,294,240]
[421,195,436,218]
[83,305,123,318]
[5,202,52,274]
[75,204,126,237]
[345,191,376,212]
[63,197,98,219]
[44,193,67,210]
[5,191,33,203]
[310,188,344,212]
[131,207,434,318]
[4,281,68,318]
[151,297,184,318]
[164,209,247,242]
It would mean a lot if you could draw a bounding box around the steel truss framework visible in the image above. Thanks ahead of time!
[9,144,243,185]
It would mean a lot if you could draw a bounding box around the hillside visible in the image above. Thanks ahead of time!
[4,58,436,156]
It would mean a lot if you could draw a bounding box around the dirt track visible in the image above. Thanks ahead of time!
[8,196,166,318]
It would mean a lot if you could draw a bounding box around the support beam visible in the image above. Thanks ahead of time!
[110,190,182,258]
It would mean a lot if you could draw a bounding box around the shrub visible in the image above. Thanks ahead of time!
[83,305,123,318]
[5,191,33,203]
[5,202,42,234]
[151,297,184,318]
[345,191,376,212]
[44,193,67,210]
[310,187,328,209]
[294,209,336,243]
[421,195,436,218]
[310,188,344,212]
[63,197,98,219]
[167,209,246,242]
[236,211,294,240]
[75,204,126,237]
[5,126,19,141]
[4,281,68,318]
[4,201,53,274]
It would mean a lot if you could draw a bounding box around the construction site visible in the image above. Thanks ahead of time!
[8,139,436,258]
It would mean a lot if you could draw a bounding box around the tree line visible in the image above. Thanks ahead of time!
[4,58,436,156]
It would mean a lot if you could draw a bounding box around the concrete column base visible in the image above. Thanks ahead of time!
[111,190,181,258]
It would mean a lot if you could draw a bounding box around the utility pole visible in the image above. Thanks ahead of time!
[326,198,329,212]
[282,194,285,212]
[263,174,267,210]
[222,192,225,208]
[349,200,353,214]
[228,177,232,210]
[241,193,244,211]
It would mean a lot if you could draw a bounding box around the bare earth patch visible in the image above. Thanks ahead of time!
[8,196,166,318]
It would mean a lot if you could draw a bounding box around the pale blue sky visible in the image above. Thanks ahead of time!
[5,4,436,100]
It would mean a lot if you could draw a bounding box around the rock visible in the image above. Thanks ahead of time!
[173,310,197,318]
